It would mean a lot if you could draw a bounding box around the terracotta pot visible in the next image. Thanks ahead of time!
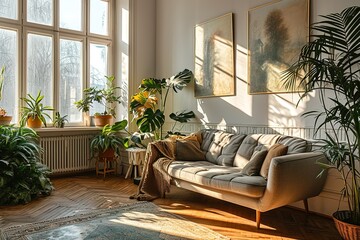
[99,148,115,159]
[94,115,113,127]
[27,115,42,128]
[0,115,12,125]
[333,211,360,240]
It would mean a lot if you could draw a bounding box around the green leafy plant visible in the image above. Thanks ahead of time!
[0,125,53,205]
[130,69,195,141]
[90,119,129,157]
[53,112,68,128]
[20,91,54,127]
[75,76,123,117]
[282,6,360,225]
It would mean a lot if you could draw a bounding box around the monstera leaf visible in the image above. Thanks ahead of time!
[169,111,195,123]
[166,69,193,93]
[136,108,165,133]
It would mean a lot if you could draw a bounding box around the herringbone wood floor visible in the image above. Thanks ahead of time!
[0,175,341,240]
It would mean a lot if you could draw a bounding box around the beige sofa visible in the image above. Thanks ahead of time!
[167,129,327,228]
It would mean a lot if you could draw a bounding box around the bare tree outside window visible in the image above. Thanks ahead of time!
[0,0,17,19]
[27,33,53,108]
[27,0,53,26]
[0,28,17,120]
[60,39,82,122]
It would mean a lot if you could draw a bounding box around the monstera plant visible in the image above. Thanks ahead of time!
[282,6,360,239]
[130,69,195,143]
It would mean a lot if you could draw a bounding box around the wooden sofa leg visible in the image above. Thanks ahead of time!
[303,199,309,213]
[256,210,261,229]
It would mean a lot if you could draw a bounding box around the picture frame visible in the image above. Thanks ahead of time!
[248,0,309,94]
[194,13,235,98]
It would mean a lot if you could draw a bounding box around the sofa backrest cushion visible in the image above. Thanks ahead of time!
[203,131,233,164]
[216,134,246,166]
[278,136,311,153]
[233,134,261,168]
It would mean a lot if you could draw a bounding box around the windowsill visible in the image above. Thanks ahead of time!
[34,126,101,137]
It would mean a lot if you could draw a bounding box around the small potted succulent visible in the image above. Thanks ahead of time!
[0,66,12,125]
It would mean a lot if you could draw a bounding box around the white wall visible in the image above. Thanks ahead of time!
[130,0,360,216]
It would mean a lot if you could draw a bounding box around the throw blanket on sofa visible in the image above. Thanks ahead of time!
[130,139,176,201]
[130,132,203,201]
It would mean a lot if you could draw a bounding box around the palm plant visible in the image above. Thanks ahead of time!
[130,69,195,141]
[282,6,360,226]
[0,125,53,204]
[20,91,54,127]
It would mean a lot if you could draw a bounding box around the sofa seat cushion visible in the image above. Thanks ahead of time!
[168,161,267,198]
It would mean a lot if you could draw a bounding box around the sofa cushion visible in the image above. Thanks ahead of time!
[176,140,206,161]
[168,160,266,198]
[241,149,268,176]
[278,136,311,153]
[233,134,261,168]
[205,131,234,164]
[216,134,246,166]
[260,143,288,179]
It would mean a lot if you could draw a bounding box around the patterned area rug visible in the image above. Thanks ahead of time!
[0,201,229,240]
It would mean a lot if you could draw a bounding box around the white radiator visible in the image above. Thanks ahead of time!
[39,134,95,174]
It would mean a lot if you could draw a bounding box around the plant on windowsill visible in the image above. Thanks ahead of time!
[0,125,53,205]
[20,91,54,128]
[53,112,68,128]
[282,6,360,239]
[129,69,195,146]
[0,66,13,125]
[74,76,123,127]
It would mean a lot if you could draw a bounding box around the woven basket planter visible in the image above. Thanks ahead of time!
[333,211,360,240]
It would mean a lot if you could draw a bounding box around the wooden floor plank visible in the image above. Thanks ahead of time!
[0,175,341,239]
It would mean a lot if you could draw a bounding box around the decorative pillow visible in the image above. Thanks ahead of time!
[241,150,268,176]
[176,140,206,161]
[260,143,288,179]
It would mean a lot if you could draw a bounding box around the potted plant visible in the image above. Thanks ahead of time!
[20,91,54,128]
[75,76,123,127]
[0,66,12,125]
[130,69,195,143]
[282,6,360,239]
[90,119,129,158]
[0,125,53,204]
[53,112,68,128]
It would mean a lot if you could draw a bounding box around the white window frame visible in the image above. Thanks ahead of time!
[0,0,114,126]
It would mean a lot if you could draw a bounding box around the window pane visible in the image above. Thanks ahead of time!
[27,0,53,26]
[27,33,53,111]
[60,0,82,31]
[90,43,108,115]
[0,0,17,20]
[0,28,17,122]
[90,0,109,36]
[60,39,82,123]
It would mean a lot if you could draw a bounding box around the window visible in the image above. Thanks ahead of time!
[0,0,113,125]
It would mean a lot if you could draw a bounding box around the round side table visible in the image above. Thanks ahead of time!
[125,148,146,179]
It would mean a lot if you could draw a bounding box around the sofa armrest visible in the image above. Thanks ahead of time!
[258,151,328,212]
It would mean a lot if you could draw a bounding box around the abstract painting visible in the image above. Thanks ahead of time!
[248,0,309,94]
[194,13,235,98]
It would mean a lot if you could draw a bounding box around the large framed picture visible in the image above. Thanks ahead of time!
[194,13,235,98]
[248,0,309,94]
